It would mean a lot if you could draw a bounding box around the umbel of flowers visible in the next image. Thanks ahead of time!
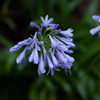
[10,15,75,75]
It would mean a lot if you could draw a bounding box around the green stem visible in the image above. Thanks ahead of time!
[43,29,47,37]
[44,31,54,41]
[30,34,34,38]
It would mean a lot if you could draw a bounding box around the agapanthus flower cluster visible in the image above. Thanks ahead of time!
[90,15,100,37]
[10,15,75,75]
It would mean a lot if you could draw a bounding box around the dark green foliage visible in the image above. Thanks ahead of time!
[0,0,100,100]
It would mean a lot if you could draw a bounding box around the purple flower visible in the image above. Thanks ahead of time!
[16,46,28,65]
[62,51,75,63]
[49,35,69,52]
[29,44,39,64]
[30,22,39,28]
[29,48,35,63]
[54,29,61,35]
[66,50,73,54]
[60,28,73,37]
[38,54,46,75]
[90,25,100,37]
[47,55,54,75]
[53,37,70,52]
[41,15,53,27]
[56,50,67,63]
[38,28,41,36]
[47,55,54,69]
[48,24,59,30]
[90,15,100,37]
[56,36,73,42]
[92,15,100,22]
[10,37,32,53]
[28,32,39,50]
[56,36,75,47]
[49,50,58,66]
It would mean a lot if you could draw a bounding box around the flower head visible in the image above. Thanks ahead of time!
[10,15,75,75]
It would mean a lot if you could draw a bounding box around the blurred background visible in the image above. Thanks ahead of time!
[0,0,100,100]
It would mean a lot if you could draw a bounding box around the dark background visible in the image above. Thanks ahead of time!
[0,0,100,100]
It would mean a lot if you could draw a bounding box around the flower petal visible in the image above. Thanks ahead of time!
[90,26,100,35]
[30,22,39,28]
[38,54,46,75]
[33,47,39,64]
[56,50,67,63]
[47,55,54,69]
[29,49,35,62]
[10,37,32,53]
[50,50,58,66]
[60,28,73,37]
[92,15,100,22]
[16,46,28,64]
[10,44,22,53]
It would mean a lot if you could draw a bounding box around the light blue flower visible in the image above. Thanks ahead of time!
[56,50,67,63]
[62,51,75,63]
[47,55,54,69]
[42,43,47,62]
[28,32,39,50]
[53,37,70,52]
[49,50,58,66]
[41,15,53,27]
[16,46,28,65]
[10,37,32,53]
[29,44,39,64]
[56,36,75,47]
[30,22,39,28]
[92,15,100,22]
[49,35,69,52]
[38,28,41,36]
[53,29,61,35]
[90,15,100,37]
[38,54,46,75]
[90,25,100,36]
[29,48,35,63]
[56,36,73,42]
[60,28,73,37]
[48,24,59,30]
[66,50,73,54]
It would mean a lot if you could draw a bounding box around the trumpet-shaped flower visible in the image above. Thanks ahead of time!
[48,24,59,30]
[30,22,39,28]
[41,15,53,27]
[92,15,100,22]
[16,46,28,65]
[49,50,58,66]
[10,37,32,53]
[38,54,46,75]
[90,15,100,37]
[60,28,73,37]
[90,25,100,37]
